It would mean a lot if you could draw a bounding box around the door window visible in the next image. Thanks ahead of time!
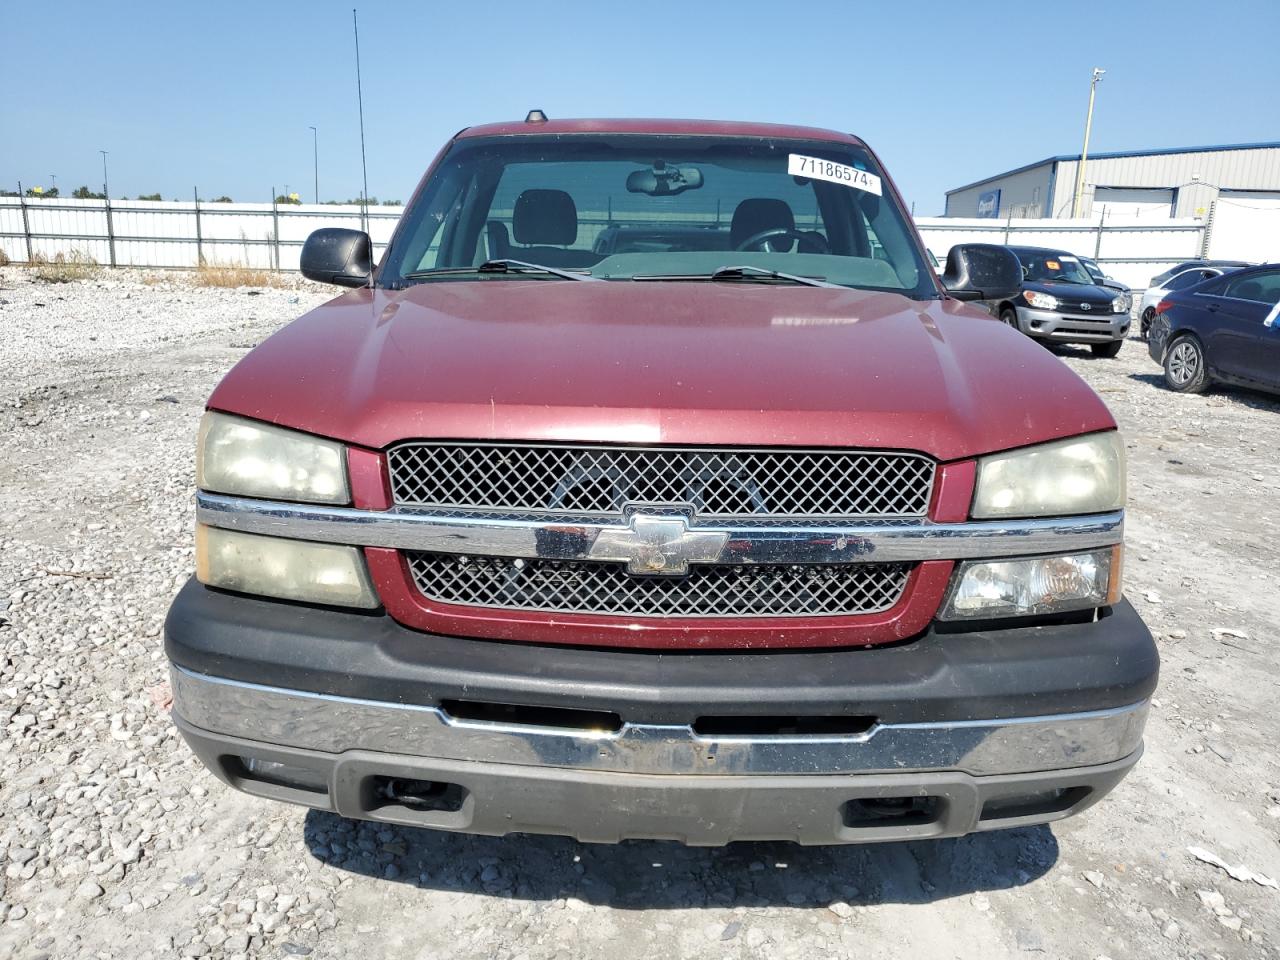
[1222,270,1280,305]
[1165,268,1218,291]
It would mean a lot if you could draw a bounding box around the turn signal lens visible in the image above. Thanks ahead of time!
[940,547,1120,621]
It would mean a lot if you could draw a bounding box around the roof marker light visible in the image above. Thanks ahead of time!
[525,109,548,124]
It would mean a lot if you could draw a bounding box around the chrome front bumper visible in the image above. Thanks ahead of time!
[1016,306,1129,342]
[172,666,1147,778]
[172,666,1148,843]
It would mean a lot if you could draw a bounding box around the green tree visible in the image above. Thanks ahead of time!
[72,186,106,200]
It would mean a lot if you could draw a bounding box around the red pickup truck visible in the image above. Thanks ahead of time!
[166,116,1156,845]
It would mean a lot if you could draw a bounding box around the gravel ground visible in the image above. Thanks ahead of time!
[1,267,1278,960]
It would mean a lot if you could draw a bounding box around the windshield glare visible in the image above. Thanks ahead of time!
[379,135,935,297]
[1014,250,1095,285]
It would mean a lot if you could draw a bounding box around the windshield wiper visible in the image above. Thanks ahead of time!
[632,264,836,288]
[404,259,599,282]
[711,265,836,288]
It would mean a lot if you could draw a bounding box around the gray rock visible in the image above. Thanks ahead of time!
[7,848,36,866]
[224,932,251,953]
[1197,889,1225,910]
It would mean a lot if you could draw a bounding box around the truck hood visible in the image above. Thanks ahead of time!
[209,281,1115,461]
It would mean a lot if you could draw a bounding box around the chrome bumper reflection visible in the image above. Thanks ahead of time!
[171,666,1148,777]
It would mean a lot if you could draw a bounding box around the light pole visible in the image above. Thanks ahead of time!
[1070,68,1105,219]
[309,126,318,204]
[100,150,110,198]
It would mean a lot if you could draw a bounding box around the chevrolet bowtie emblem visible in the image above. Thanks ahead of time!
[588,514,729,575]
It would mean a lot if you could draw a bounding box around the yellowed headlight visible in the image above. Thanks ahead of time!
[195,525,377,608]
[973,432,1125,519]
[197,412,349,504]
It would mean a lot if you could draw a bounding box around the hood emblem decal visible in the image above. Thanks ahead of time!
[589,511,729,575]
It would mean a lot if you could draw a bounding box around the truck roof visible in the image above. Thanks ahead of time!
[456,117,867,145]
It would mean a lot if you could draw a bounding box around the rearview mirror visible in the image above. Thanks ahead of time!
[300,228,372,287]
[626,162,704,196]
[941,244,1021,302]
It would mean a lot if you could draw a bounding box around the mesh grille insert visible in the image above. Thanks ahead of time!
[406,553,913,619]
[387,443,934,519]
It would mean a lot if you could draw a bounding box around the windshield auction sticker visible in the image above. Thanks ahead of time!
[788,154,882,196]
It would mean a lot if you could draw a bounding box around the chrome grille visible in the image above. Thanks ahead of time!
[387,443,934,518]
[406,553,913,618]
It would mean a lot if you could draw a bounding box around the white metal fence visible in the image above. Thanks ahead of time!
[0,197,400,272]
[2,196,1269,289]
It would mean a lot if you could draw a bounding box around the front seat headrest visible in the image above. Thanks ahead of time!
[513,189,578,246]
[730,198,796,250]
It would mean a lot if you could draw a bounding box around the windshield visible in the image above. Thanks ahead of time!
[1012,250,1096,285]
[378,134,935,297]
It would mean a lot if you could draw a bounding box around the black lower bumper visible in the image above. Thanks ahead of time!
[164,579,1158,726]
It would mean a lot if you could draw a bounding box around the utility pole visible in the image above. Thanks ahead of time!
[309,125,319,203]
[100,150,110,197]
[1070,68,1105,219]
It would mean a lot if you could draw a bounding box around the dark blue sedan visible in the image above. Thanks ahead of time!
[1148,264,1280,395]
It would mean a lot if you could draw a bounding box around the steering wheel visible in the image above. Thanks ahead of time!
[734,227,813,253]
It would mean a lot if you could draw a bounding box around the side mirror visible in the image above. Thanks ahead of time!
[941,243,1021,302]
[300,228,372,287]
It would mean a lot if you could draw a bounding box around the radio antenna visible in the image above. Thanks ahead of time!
[353,8,370,233]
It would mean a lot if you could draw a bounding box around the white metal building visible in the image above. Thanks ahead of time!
[944,141,1280,222]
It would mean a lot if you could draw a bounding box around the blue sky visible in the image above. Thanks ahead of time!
[3,0,1277,214]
